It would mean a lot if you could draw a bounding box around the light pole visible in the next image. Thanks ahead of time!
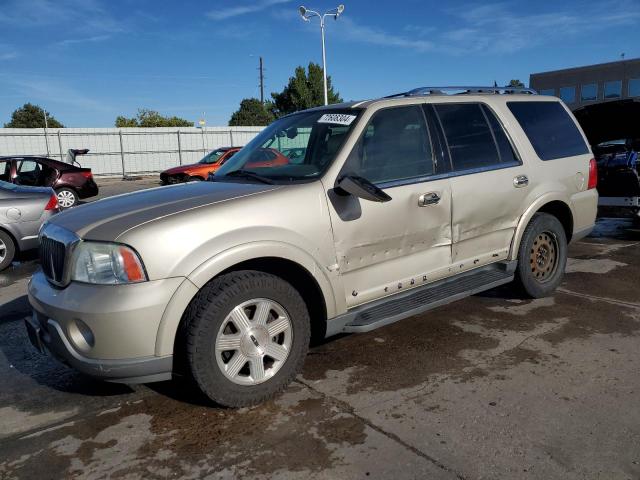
[298,4,345,106]
[43,109,50,157]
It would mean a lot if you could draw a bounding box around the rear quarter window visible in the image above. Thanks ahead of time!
[507,101,589,160]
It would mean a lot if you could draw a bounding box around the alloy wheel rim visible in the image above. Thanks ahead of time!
[0,238,6,263]
[215,298,293,386]
[529,231,558,283]
[57,191,75,208]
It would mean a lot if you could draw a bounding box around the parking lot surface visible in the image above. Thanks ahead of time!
[1,177,639,479]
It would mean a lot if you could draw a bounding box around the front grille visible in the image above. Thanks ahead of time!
[40,236,67,283]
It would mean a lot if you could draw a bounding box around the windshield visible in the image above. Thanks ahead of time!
[215,109,361,182]
[199,149,227,164]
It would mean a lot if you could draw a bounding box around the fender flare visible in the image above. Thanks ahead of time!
[154,240,339,356]
[508,192,575,261]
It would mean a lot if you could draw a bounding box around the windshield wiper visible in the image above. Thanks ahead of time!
[221,169,274,184]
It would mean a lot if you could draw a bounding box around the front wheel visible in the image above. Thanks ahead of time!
[185,271,310,407]
[514,213,568,298]
[56,188,79,208]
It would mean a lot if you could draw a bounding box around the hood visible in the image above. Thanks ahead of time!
[49,181,279,240]
[574,98,640,146]
[163,163,201,174]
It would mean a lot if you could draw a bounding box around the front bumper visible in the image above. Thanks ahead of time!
[27,269,184,383]
[24,313,172,383]
[160,172,188,185]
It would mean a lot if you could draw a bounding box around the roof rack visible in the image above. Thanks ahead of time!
[385,86,538,98]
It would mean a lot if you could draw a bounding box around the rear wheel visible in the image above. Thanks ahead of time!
[0,231,16,271]
[56,188,78,208]
[515,213,568,298]
[185,271,310,407]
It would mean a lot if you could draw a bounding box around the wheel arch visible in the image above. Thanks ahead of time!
[155,242,339,358]
[54,184,78,193]
[509,194,574,260]
[219,257,328,341]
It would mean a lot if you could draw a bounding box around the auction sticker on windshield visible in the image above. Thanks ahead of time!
[318,113,357,125]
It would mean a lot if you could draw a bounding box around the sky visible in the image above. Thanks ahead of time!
[0,0,639,127]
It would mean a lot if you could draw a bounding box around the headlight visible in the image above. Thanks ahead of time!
[71,242,147,285]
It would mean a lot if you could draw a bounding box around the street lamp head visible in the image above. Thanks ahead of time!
[299,6,309,20]
[331,4,344,20]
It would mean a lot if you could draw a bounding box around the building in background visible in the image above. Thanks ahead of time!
[530,58,640,110]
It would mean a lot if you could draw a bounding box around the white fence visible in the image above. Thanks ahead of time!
[0,127,265,176]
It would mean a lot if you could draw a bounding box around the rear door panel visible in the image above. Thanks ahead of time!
[431,102,527,263]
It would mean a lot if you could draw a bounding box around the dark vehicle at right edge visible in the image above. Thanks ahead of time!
[574,98,640,221]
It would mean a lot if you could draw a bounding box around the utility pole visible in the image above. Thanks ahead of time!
[259,56,265,104]
[43,109,50,157]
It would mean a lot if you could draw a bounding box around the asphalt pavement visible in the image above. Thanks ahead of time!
[1,177,639,479]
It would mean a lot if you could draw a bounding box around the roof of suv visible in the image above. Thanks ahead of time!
[303,86,552,114]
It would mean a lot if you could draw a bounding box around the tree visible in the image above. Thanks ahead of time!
[506,79,526,88]
[115,109,193,127]
[270,62,342,117]
[229,98,275,126]
[114,116,138,127]
[5,103,64,128]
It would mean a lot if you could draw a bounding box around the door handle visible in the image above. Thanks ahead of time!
[418,192,441,206]
[513,175,529,188]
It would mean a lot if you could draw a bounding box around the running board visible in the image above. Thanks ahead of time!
[326,261,516,336]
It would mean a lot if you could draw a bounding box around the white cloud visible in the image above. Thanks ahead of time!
[0,0,124,34]
[207,0,292,21]
[443,0,640,54]
[403,24,436,37]
[55,35,111,48]
[337,17,435,53]
[0,45,18,61]
[6,77,111,112]
[306,0,639,56]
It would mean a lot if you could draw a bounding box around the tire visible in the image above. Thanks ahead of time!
[185,270,310,407]
[55,188,79,208]
[514,213,568,298]
[0,230,16,271]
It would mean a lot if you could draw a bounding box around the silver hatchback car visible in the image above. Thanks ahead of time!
[27,87,598,407]
[0,180,59,270]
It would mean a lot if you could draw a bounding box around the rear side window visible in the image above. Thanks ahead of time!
[507,101,589,160]
[481,105,519,165]
[435,103,518,172]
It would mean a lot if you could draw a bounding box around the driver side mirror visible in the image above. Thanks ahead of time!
[335,175,392,203]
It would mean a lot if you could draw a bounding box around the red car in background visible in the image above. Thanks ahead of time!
[0,156,99,208]
[161,147,240,184]
[160,147,290,185]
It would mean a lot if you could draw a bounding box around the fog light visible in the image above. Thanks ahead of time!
[68,319,95,353]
